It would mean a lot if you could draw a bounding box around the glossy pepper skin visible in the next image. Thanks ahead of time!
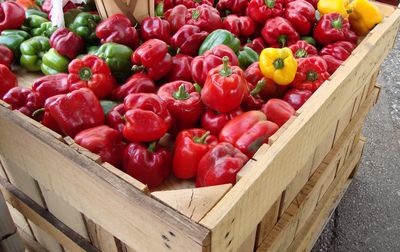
[74,125,126,168]
[68,12,101,43]
[288,40,318,59]
[32,73,69,102]
[30,22,56,38]
[191,45,238,86]
[247,0,284,24]
[319,41,355,74]
[241,80,266,111]
[106,104,125,133]
[123,93,172,142]
[0,44,13,67]
[173,129,218,179]
[0,2,25,32]
[95,14,140,49]
[222,15,255,39]
[261,98,295,127]
[165,54,193,82]
[2,87,42,117]
[245,38,266,55]
[348,0,382,36]
[95,42,133,80]
[50,28,84,59]
[20,36,50,72]
[259,47,298,85]
[41,48,70,75]
[216,0,249,16]
[201,108,243,136]
[292,56,330,92]
[140,16,171,43]
[0,29,30,58]
[23,14,48,32]
[317,0,350,18]
[158,81,203,132]
[111,73,156,101]
[46,88,104,137]
[170,25,208,57]
[123,142,171,188]
[284,0,316,36]
[262,17,299,48]
[25,9,48,19]
[286,0,318,8]
[283,89,312,110]
[175,0,213,8]
[199,29,240,55]
[196,142,248,187]
[0,64,17,98]
[202,56,248,113]
[314,13,351,46]
[131,39,172,81]
[238,46,258,70]
[68,55,116,99]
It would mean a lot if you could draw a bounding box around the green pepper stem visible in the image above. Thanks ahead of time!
[295,49,308,58]
[32,108,45,118]
[306,71,318,81]
[219,56,233,77]
[273,58,284,70]
[265,0,276,8]
[79,67,93,81]
[193,131,210,144]
[250,79,266,96]
[192,10,200,20]
[172,84,190,100]
[278,35,288,47]
[331,18,343,29]
[194,83,202,93]
[148,141,157,153]
[132,65,145,72]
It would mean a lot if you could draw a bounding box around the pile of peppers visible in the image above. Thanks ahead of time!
[0,0,383,188]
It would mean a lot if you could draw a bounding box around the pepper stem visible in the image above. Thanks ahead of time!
[306,71,318,81]
[194,83,202,93]
[295,48,308,58]
[79,67,92,81]
[250,79,266,96]
[219,56,233,77]
[193,0,202,3]
[331,18,343,29]
[132,65,145,72]
[273,58,284,70]
[32,108,45,118]
[148,141,157,153]
[172,84,190,100]
[193,131,210,144]
[192,9,200,20]
[265,0,275,8]
[278,35,287,47]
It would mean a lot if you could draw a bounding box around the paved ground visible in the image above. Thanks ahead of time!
[312,34,400,251]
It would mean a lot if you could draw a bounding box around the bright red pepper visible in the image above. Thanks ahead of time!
[288,40,318,59]
[46,88,104,137]
[244,38,267,55]
[201,108,243,136]
[50,28,85,59]
[111,73,156,101]
[68,55,116,99]
[241,80,266,111]
[123,142,171,188]
[170,25,208,57]
[0,64,17,99]
[0,2,25,32]
[284,0,316,36]
[140,16,171,43]
[32,73,69,103]
[173,129,218,179]
[0,45,13,68]
[176,0,213,8]
[106,104,125,133]
[196,142,248,187]
[158,81,203,133]
[345,29,358,45]
[74,125,126,168]
[2,87,41,117]
[217,0,249,16]
[247,0,284,24]
[262,17,300,48]
[285,0,318,8]
[123,93,172,142]
[292,56,330,92]
[283,88,312,110]
[201,56,248,113]
[40,95,62,134]
[165,54,193,82]
[165,5,187,33]
[261,98,295,127]
[131,39,173,81]
[222,15,256,38]
[319,41,355,74]
[191,45,238,86]
[314,13,351,46]
[95,14,140,49]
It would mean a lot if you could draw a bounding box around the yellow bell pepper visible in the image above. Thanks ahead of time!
[348,0,383,36]
[259,48,297,86]
[318,0,351,18]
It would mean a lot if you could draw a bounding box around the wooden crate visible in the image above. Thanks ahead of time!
[0,2,398,252]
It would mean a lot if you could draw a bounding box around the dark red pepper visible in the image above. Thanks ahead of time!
[288,40,318,59]
[175,0,213,8]
[292,56,330,92]
[241,80,266,111]
[165,5,187,33]
[32,73,69,103]
[319,41,355,74]
[50,28,85,59]
[284,0,316,36]
[283,88,312,110]
[170,25,209,57]
[247,0,284,24]
[0,64,17,99]
[262,17,299,48]
[165,54,193,82]
[345,29,358,45]
[244,38,266,55]
[0,45,13,68]
[0,2,25,32]
[140,16,171,43]
[106,104,125,133]
[201,107,243,136]
[222,15,256,38]
[40,95,62,134]
[2,87,42,117]
[216,0,249,16]
[261,98,295,127]
[313,13,351,46]
[285,0,318,8]
[111,73,156,101]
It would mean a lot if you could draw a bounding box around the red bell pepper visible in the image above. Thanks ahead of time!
[196,142,248,187]
[123,93,172,142]
[319,41,355,74]
[173,129,218,179]
[175,0,213,8]
[247,0,284,24]
[201,108,243,136]
[0,45,13,68]
[32,73,69,103]
[68,55,116,99]
[241,80,266,111]
[46,88,104,137]
[345,29,358,45]
[123,142,171,188]
[288,40,318,59]
[131,39,172,81]
[0,64,17,99]
[106,104,125,133]
[222,15,256,38]
[95,14,140,49]
[261,98,295,127]
[285,0,318,8]
[2,87,42,117]
[0,2,25,32]
[191,45,238,86]
[201,56,248,113]
[111,73,156,101]
[284,0,315,36]
[158,81,203,133]
[165,5,187,33]
[165,54,193,82]
[140,16,171,44]
[219,111,279,157]
[216,0,249,16]
[283,88,312,110]
[262,17,299,48]
[74,125,126,168]
[314,13,351,46]
[292,56,330,92]
[170,25,208,57]
[39,95,62,134]
[244,38,267,55]
[50,28,85,59]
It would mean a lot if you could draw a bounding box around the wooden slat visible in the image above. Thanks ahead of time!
[84,217,120,252]
[17,226,48,252]
[255,196,282,249]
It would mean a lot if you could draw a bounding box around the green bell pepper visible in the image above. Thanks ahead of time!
[24,15,49,30]
[26,8,48,19]
[300,36,317,47]
[64,9,83,28]
[41,48,70,75]
[0,30,31,59]
[68,12,101,43]
[20,36,50,72]
[95,42,133,80]
[198,29,241,55]
[87,45,100,55]
[31,22,57,38]
[238,46,258,70]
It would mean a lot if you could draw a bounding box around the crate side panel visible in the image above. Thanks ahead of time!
[255,196,282,248]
